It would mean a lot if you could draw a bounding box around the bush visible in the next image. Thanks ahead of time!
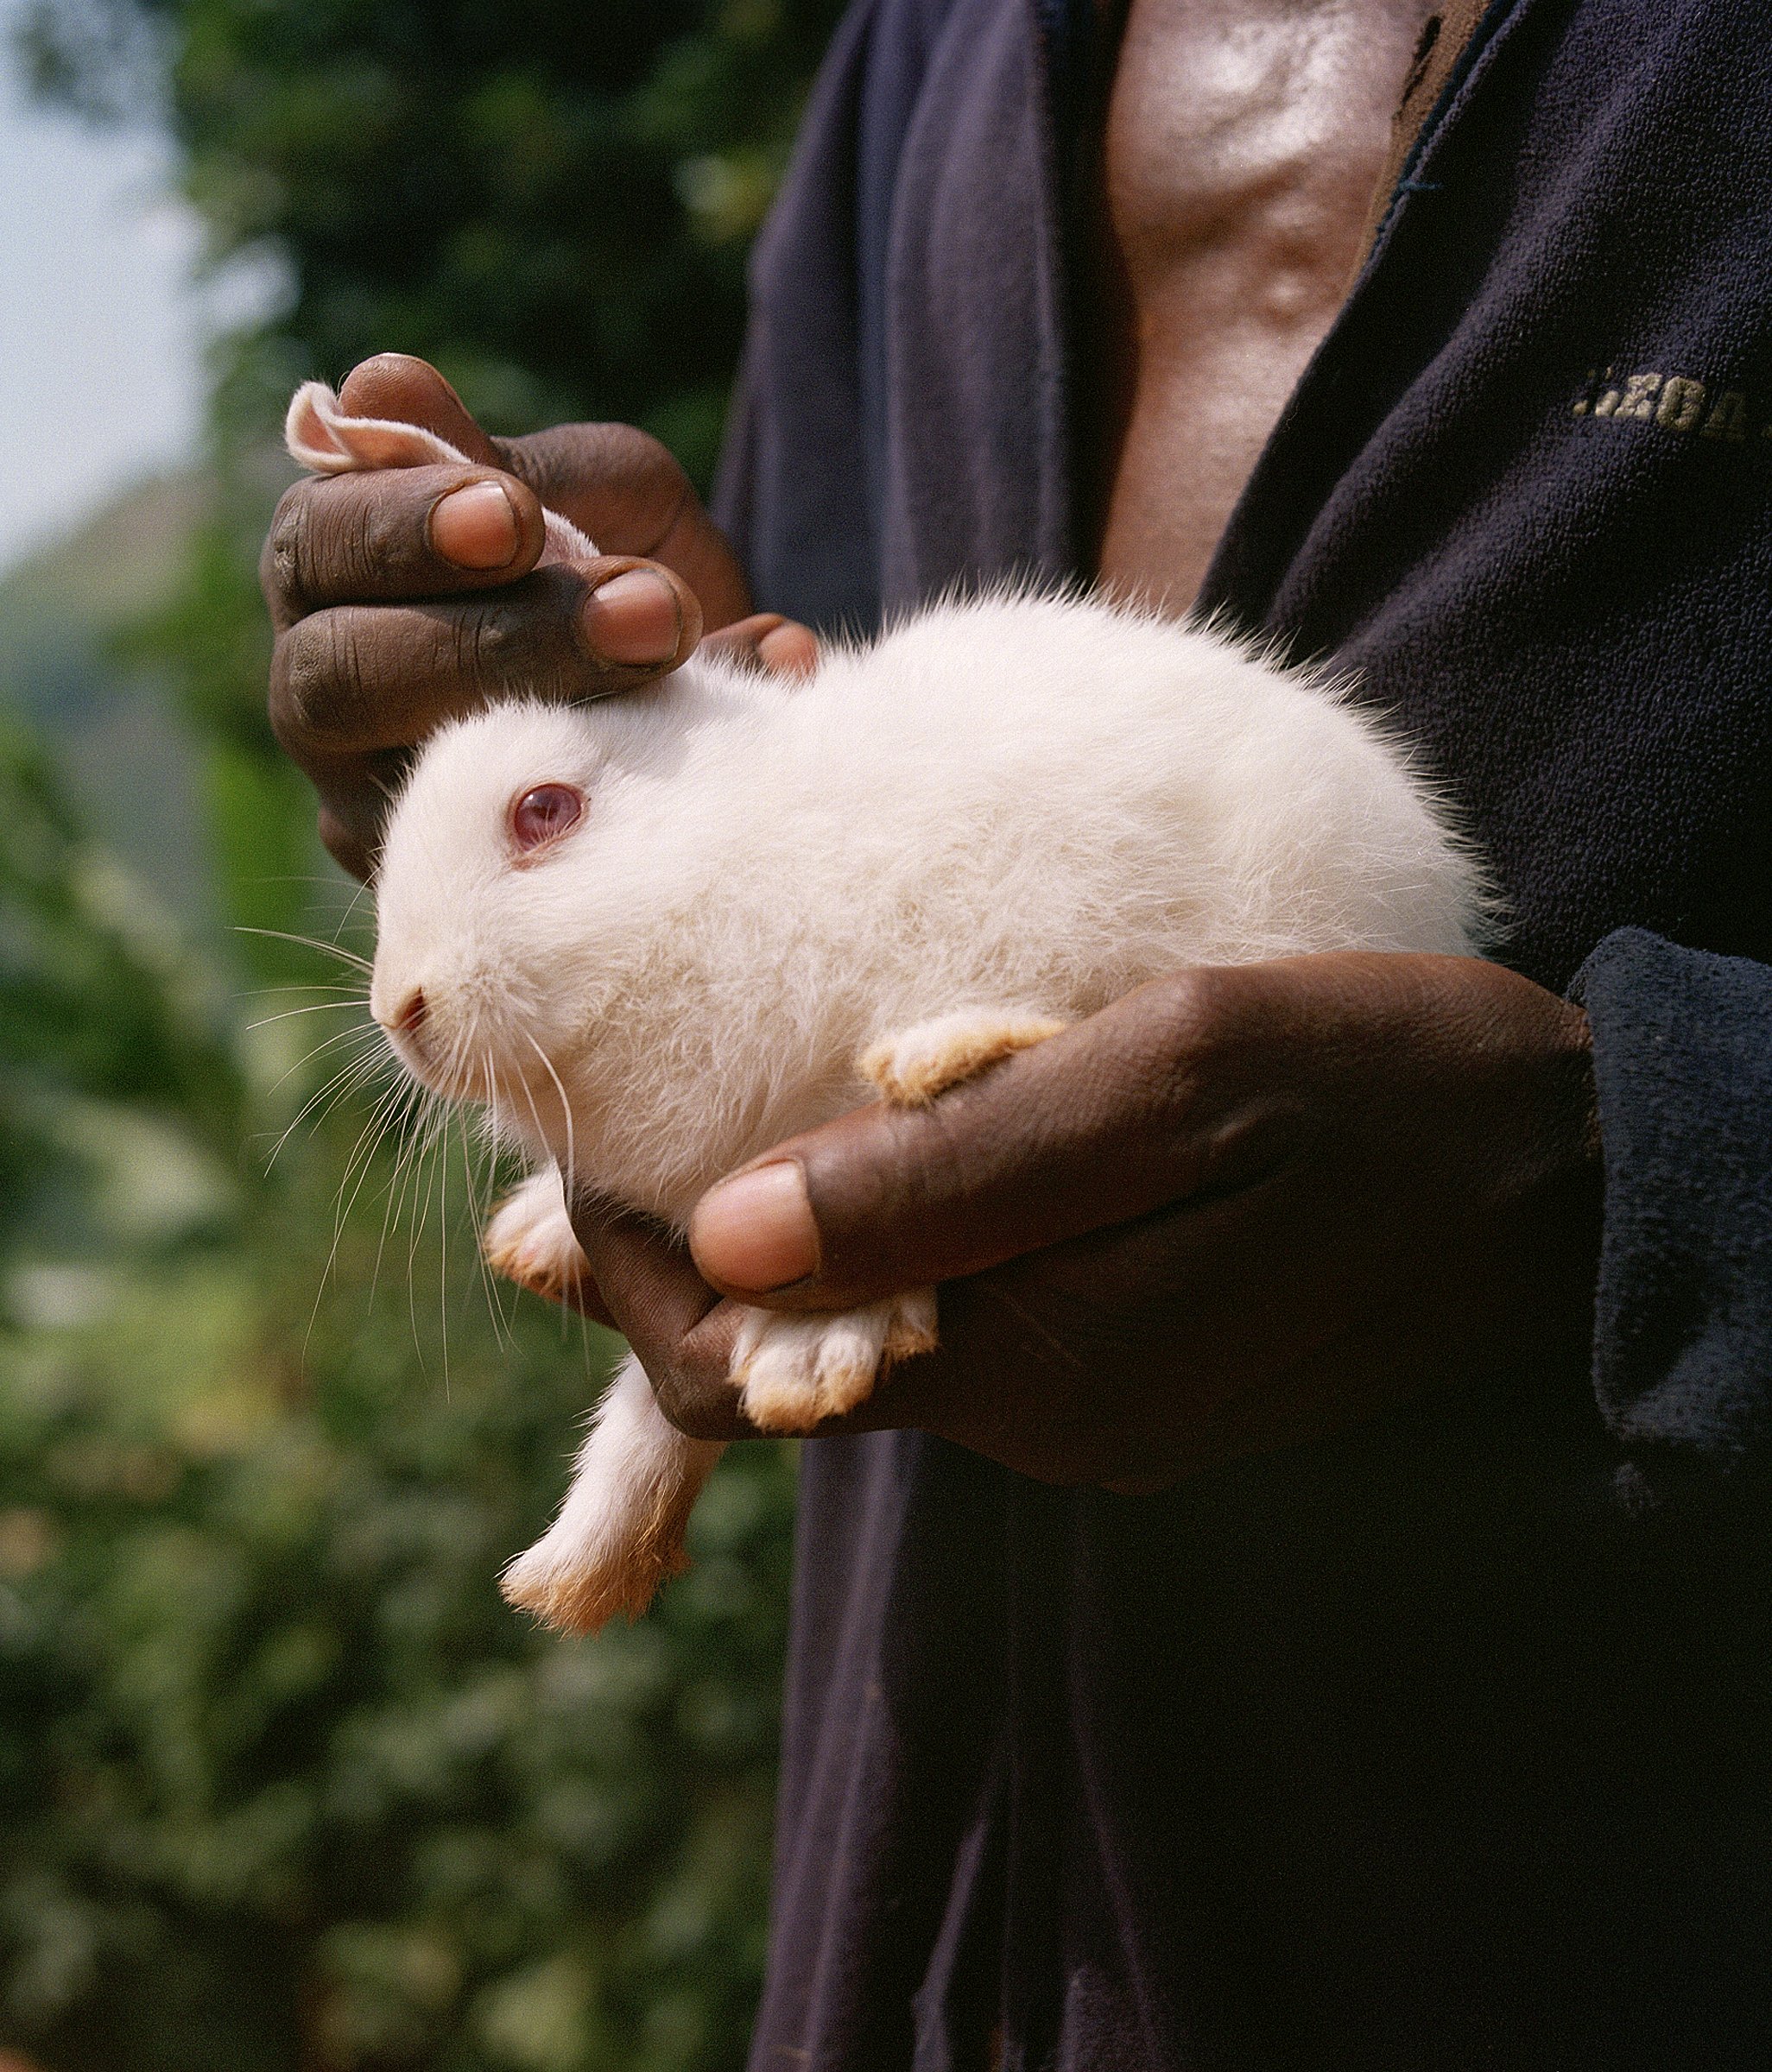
[1,1,847,2062]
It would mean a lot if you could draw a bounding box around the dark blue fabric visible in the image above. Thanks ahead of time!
[1573,929,1772,1488]
[1194,0,1772,992]
[713,0,1772,2065]
[717,0,1073,626]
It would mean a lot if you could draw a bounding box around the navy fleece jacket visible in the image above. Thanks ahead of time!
[712,1,1772,2064]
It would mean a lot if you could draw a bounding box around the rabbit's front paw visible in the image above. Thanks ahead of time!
[731,1290,938,1431]
[859,1007,1068,1107]
[484,1168,592,1307]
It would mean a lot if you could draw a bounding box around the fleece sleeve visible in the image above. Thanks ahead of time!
[1569,926,1772,1493]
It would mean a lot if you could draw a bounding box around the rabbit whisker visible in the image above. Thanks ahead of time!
[265,1016,383,1100]
[404,1091,459,1376]
[304,1066,422,1358]
[367,1077,436,1313]
[262,1039,389,1172]
[245,998,376,1033]
[234,924,373,973]
[521,1026,579,1217]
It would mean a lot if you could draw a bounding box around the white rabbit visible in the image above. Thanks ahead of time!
[287,382,1486,1638]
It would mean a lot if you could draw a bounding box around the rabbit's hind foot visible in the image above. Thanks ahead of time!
[500,1355,725,1636]
[731,1290,938,1432]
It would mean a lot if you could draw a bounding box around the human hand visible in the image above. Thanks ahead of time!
[568,952,1603,1488]
[263,351,816,876]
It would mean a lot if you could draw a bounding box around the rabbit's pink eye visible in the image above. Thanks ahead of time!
[510,783,584,853]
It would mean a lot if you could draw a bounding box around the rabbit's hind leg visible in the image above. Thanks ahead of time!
[501,1355,725,1635]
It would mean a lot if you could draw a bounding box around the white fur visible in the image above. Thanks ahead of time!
[372,601,1482,1203]
[369,599,1486,1632]
[497,1352,725,1634]
[732,1286,940,1430]
[290,389,1487,1636]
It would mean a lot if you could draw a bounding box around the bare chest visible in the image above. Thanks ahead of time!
[1091,0,1434,605]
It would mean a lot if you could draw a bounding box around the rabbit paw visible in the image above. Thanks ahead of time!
[859,1007,1068,1107]
[484,1169,593,1308]
[731,1290,939,1432]
[500,1355,725,1636]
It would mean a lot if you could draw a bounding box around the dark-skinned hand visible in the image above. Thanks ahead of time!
[565,951,1602,1490]
[261,363,1601,1490]
[262,351,817,877]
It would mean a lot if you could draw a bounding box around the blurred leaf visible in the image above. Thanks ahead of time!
[2,0,838,2063]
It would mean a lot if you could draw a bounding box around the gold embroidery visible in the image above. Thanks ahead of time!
[1614,371,1662,420]
[1655,376,1706,432]
[1573,366,1765,445]
[1702,391,1749,441]
[1572,366,1603,415]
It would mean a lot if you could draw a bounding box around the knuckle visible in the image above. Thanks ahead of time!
[452,593,523,691]
[272,611,369,750]
[1136,965,1281,1134]
[1129,969,1235,1121]
[325,616,375,736]
[649,1365,725,1440]
[506,420,692,553]
[266,641,311,752]
[263,486,312,614]
[338,490,387,598]
[265,473,445,616]
[1151,964,1235,1053]
[465,567,585,695]
[608,431,694,550]
[597,420,681,489]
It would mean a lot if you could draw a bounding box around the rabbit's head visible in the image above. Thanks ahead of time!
[371,699,623,1159]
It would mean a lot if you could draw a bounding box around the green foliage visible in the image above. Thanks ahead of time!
[0,1191,793,2072]
[23,0,845,477]
[0,685,797,2072]
[2,0,848,2063]
[0,720,238,1256]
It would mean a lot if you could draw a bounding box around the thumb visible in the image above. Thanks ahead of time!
[338,352,503,468]
[684,973,1273,1312]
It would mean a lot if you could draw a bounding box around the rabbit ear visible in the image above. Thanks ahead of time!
[284,380,602,562]
[285,380,474,474]
[537,509,601,566]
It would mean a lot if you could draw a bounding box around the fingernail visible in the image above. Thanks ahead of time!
[583,569,682,666]
[430,481,520,569]
[757,622,821,679]
[689,1162,819,1292]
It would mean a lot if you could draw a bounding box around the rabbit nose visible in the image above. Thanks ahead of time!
[385,987,427,1037]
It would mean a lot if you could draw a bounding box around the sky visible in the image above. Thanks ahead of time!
[0,3,254,574]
